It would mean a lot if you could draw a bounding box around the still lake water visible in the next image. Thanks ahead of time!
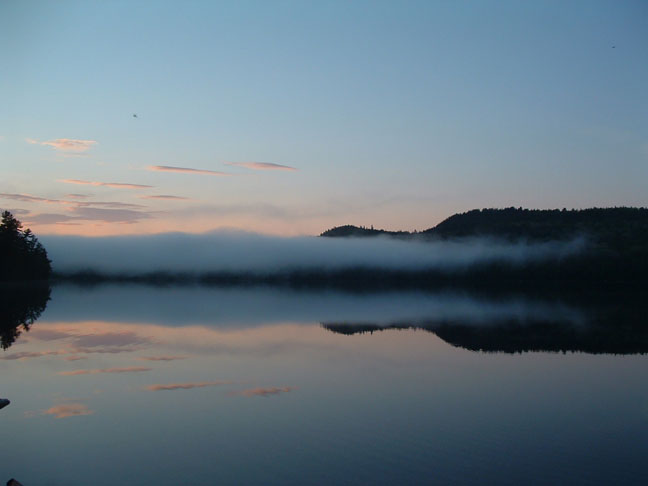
[2,284,647,485]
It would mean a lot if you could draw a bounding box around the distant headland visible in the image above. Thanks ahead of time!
[317,207,648,288]
[321,207,648,245]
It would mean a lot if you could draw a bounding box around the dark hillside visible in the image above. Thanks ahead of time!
[423,207,648,246]
[320,224,411,238]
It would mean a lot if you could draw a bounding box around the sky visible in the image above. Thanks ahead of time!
[1,0,647,236]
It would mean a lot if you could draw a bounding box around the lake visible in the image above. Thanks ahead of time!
[1,284,647,485]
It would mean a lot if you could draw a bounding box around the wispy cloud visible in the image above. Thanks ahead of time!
[27,138,97,152]
[43,403,94,419]
[70,207,153,224]
[60,179,153,189]
[148,165,230,176]
[0,192,144,210]
[4,193,153,225]
[72,331,150,348]
[146,381,231,391]
[139,195,190,201]
[73,201,146,209]
[226,162,297,171]
[72,346,142,354]
[26,208,152,225]
[23,213,78,225]
[0,192,59,204]
[59,366,152,376]
[2,208,30,216]
[138,356,187,361]
[64,194,91,199]
[64,356,87,361]
[29,329,72,341]
[0,350,63,360]
[237,386,296,397]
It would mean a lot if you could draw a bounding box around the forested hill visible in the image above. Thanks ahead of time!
[319,224,412,238]
[321,207,648,246]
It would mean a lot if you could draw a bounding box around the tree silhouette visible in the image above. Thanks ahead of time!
[0,211,51,281]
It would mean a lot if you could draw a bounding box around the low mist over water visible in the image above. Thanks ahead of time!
[41,232,586,276]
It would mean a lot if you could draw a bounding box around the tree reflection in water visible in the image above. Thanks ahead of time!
[322,292,648,355]
[0,284,51,350]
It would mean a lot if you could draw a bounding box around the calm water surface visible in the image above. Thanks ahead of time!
[1,285,647,485]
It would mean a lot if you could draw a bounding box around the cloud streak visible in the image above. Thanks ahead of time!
[72,331,150,348]
[26,208,152,225]
[148,165,230,176]
[28,138,96,152]
[0,350,63,360]
[60,179,153,189]
[226,162,297,171]
[59,366,152,376]
[139,195,190,201]
[0,192,59,204]
[43,403,94,419]
[0,192,145,210]
[146,381,231,391]
[237,386,296,397]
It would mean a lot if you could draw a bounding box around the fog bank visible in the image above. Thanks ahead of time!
[41,231,587,275]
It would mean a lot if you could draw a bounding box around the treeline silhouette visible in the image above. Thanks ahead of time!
[319,224,413,238]
[321,207,648,244]
[319,207,648,287]
[0,211,51,281]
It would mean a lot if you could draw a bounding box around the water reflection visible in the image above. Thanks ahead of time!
[324,320,648,354]
[0,284,50,350]
[2,285,647,485]
[2,284,646,355]
[322,291,648,354]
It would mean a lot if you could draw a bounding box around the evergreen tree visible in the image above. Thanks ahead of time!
[0,211,51,281]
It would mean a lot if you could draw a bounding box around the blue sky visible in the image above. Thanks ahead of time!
[1,0,646,235]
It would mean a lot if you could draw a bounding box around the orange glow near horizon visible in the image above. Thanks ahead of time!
[29,217,322,237]
[24,207,444,237]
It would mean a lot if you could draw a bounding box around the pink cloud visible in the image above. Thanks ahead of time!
[226,162,297,171]
[43,403,94,419]
[146,381,231,391]
[148,165,230,176]
[64,356,87,361]
[27,138,97,152]
[59,179,153,189]
[237,386,296,397]
[59,366,152,376]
